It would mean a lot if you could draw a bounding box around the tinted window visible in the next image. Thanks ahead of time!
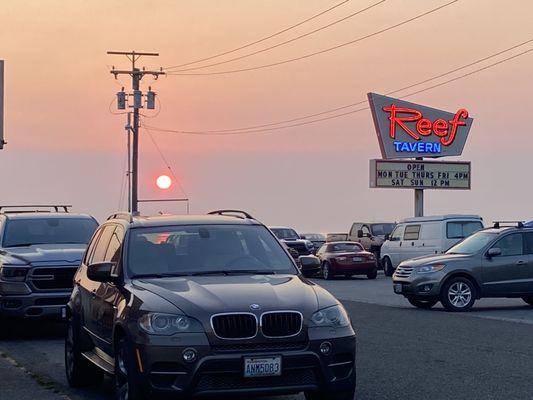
[270,228,300,240]
[105,226,124,263]
[303,233,325,241]
[403,225,421,241]
[3,217,98,248]
[128,225,296,276]
[447,221,483,239]
[447,231,497,255]
[525,232,533,255]
[329,243,364,253]
[84,228,103,265]
[370,223,395,236]
[91,225,116,264]
[492,233,523,257]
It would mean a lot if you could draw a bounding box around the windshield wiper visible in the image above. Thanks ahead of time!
[192,269,277,276]
[132,272,189,279]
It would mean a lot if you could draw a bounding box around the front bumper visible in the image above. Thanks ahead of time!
[0,289,70,318]
[330,260,377,275]
[131,331,356,398]
[392,271,445,298]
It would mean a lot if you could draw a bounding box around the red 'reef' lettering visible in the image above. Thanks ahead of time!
[382,104,468,146]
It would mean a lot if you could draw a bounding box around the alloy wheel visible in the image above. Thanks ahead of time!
[323,264,329,280]
[447,282,472,308]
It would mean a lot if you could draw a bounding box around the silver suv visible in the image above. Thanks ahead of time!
[392,222,533,311]
[0,205,97,319]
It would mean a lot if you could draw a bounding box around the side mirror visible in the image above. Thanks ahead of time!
[87,261,116,283]
[357,230,364,238]
[298,255,321,277]
[487,248,501,258]
[385,234,390,241]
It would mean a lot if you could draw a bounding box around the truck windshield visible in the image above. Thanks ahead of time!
[371,223,395,236]
[270,228,300,240]
[3,218,98,248]
[128,224,297,277]
[446,231,497,255]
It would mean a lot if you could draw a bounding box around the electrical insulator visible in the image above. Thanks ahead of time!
[116,90,126,110]
[133,90,143,109]
[146,89,156,110]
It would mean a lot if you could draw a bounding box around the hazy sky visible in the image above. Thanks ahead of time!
[1,0,532,232]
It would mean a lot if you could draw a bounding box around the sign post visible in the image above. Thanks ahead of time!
[367,93,473,217]
[0,60,4,149]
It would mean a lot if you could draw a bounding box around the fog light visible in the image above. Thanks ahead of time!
[182,348,197,363]
[319,341,332,355]
[420,284,433,292]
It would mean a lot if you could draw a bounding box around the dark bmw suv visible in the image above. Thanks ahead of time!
[65,211,356,400]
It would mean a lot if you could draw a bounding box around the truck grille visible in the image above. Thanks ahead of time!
[394,265,414,278]
[211,313,257,339]
[261,312,302,337]
[30,267,78,290]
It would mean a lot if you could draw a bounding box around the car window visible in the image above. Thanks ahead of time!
[390,225,404,241]
[403,225,421,241]
[330,243,364,252]
[127,224,296,276]
[361,225,371,236]
[370,223,395,236]
[525,232,533,255]
[446,231,497,255]
[91,225,116,264]
[270,228,300,240]
[491,233,524,257]
[84,228,103,265]
[447,221,483,239]
[105,226,124,263]
[350,224,361,236]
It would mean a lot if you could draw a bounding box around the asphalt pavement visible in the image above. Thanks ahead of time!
[1,274,532,400]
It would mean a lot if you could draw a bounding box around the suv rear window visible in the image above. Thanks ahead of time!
[127,224,296,277]
[447,221,483,239]
[3,218,98,248]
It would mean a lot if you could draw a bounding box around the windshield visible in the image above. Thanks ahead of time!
[127,224,297,277]
[371,223,395,236]
[446,231,497,255]
[270,228,300,240]
[330,242,364,253]
[304,233,325,241]
[3,217,98,248]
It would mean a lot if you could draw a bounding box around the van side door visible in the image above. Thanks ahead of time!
[400,224,421,263]
[384,224,404,268]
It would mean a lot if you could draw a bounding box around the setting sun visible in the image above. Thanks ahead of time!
[156,174,172,190]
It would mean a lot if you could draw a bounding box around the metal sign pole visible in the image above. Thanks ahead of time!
[415,157,424,217]
[0,60,4,149]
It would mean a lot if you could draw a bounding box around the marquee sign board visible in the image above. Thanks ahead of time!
[369,159,471,190]
[367,93,473,159]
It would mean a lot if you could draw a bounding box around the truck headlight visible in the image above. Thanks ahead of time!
[0,266,30,282]
[417,264,445,274]
[310,305,350,328]
[139,313,204,335]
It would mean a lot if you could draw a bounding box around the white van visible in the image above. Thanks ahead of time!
[380,214,484,276]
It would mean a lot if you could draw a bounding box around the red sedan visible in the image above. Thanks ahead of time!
[316,241,378,280]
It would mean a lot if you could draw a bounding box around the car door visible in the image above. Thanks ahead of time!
[81,224,115,344]
[482,233,529,295]
[521,232,533,294]
[384,224,404,268]
[400,224,421,263]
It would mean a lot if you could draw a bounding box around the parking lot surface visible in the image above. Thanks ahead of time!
[1,273,532,400]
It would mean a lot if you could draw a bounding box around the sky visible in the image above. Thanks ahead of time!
[1,0,532,233]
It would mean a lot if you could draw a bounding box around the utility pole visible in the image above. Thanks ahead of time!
[107,51,165,214]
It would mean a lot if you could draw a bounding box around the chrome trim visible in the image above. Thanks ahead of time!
[328,360,354,367]
[260,310,304,339]
[210,312,259,340]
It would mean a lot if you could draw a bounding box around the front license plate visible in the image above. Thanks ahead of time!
[244,356,282,378]
[394,283,403,293]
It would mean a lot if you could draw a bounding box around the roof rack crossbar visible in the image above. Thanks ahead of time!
[207,210,254,219]
[0,205,72,213]
[492,220,524,229]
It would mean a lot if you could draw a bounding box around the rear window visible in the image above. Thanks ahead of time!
[127,224,296,277]
[329,243,364,253]
[447,221,483,239]
[270,228,300,240]
[3,217,98,248]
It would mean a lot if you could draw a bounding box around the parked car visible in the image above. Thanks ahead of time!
[66,210,356,400]
[347,222,396,263]
[0,205,98,319]
[301,233,326,254]
[270,226,314,255]
[393,221,533,312]
[316,241,377,280]
[325,233,348,242]
[380,214,483,276]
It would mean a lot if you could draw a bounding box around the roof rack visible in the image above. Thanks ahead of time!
[107,212,134,223]
[493,221,524,229]
[0,205,72,213]
[207,210,254,219]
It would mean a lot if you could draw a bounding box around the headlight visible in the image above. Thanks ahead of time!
[417,264,446,274]
[0,266,30,282]
[138,313,204,335]
[310,305,350,328]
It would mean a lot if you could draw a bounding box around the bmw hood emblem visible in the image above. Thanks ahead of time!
[250,304,261,310]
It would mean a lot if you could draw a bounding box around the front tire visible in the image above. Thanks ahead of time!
[440,277,476,312]
[115,337,145,400]
[366,269,378,280]
[522,296,533,306]
[65,316,103,387]
[407,296,438,309]
[305,387,355,400]
[382,257,393,277]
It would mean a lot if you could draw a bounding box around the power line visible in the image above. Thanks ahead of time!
[166,0,386,73]
[144,45,533,135]
[166,0,459,76]
[164,0,352,70]
[145,39,533,134]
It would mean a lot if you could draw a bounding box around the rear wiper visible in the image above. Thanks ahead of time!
[132,273,189,279]
[192,269,276,276]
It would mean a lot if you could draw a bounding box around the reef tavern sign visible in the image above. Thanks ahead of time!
[367,93,473,160]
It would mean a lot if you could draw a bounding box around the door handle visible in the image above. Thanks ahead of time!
[411,242,415,246]
[516,260,528,266]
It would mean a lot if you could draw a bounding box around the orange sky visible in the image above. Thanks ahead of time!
[1,0,532,229]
